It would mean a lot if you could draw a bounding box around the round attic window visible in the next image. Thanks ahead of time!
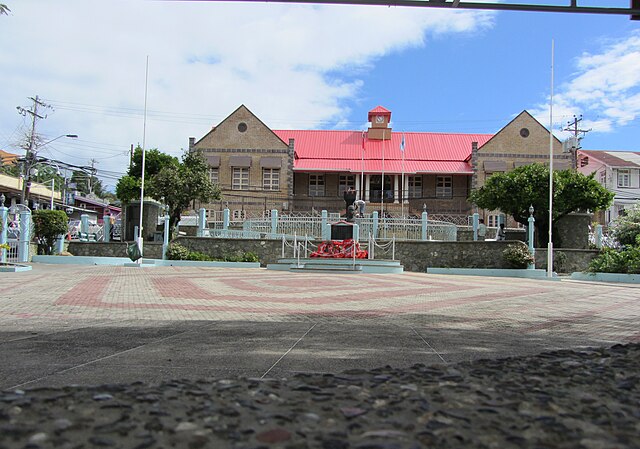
[238,122,248,133]
[520,128,530,138]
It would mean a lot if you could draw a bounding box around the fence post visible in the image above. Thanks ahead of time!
[271,209,278,235]
[162,214,170,259]
[197,208,206,237]
[372,211,379,239]
[134,225,139,243]
[596,224,603,249]
[18,210,31,263]
[472,212,479,241]
[353,223,359,242]
[421,211,428,241]
[103,215,111,243]
[55,236,65,254]
[321,210,329,241]
[0,203,7,262]
[80,214,89,241]
[223,208,230,230]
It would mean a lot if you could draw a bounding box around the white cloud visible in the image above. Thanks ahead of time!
[531,31,640,142]
[0,0,494,183]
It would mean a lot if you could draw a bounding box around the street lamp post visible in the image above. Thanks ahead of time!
[20,134,77,205]
[528,205,535,270]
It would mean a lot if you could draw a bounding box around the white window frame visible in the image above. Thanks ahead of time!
[487,214,500,228]
[309,174,325,197]
[599,170,606,186]
[232,167,249,190]
[408,176,422,198]
[338,175,355,196]
[617,169,630,188]
[262,168,280,191]
[436,176,452,198]
[209,167,219,185]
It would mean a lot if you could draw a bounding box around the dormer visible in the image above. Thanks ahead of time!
[367,106,392,140]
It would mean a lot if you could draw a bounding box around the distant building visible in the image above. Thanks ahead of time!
[190,105,571,223]
[577,150,640,223]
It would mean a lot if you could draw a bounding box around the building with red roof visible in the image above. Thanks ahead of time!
[190,105,570,223]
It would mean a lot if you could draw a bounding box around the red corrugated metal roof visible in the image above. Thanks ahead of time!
[294,159,473,174]
[273,129,492,175]
[369,106,391,115]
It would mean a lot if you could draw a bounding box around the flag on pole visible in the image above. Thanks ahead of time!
[400,133,405,152]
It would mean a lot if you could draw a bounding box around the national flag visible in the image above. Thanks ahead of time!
[400,133,405,152]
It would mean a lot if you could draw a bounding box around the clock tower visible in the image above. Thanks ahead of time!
[367,106,392,140]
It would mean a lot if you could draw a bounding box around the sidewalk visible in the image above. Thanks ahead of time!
[1,264,638,389]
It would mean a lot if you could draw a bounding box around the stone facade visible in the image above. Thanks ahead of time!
[190,105,292,215]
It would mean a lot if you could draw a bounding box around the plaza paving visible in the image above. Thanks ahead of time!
[1,264,639,390]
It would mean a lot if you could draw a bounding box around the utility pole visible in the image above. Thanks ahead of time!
[88,158,98,195]
[563,115,591,169]
[17,95,51,205]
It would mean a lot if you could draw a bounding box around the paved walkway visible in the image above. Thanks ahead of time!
[1,264,638,390]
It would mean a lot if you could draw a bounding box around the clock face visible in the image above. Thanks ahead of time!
[376,115,384,123]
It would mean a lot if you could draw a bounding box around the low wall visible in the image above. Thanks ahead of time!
[65,238,599,273]
[68,242,164,260]
[534,249,599,274]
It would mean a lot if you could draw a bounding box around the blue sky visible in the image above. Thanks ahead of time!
[0,1,638,188]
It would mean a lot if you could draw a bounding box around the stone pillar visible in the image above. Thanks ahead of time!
[271,209,278,234]
[321,210,329,241]
[103,215,111,243]
[421,211,428,241]
[223,208,230,230]
[355,176,361,199]
[365,175,371,202]
[162,214,170,259]
[372,211,379,239]
[528,214,536,269]
[472,212,479,241]
[197,208,206,237]
[80,214,89,241]
[596,224,603,249]
[393,175,399,203]
[55,236,64,254]
[18,210,31,263]
[0,204,7,262]
[470,142,479,190]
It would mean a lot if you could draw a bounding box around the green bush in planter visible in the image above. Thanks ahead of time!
[32,210,68,255]
[587,235,640,274]
[166,243,190,260]
[502,243,535,269]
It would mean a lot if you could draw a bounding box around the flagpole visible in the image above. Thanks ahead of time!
[361,131,365,201]
[380,129,385,218]
[401,132,405,218]
[547,39,554,278]
[137,55,149,263]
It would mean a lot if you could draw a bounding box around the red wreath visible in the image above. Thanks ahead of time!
[310,239,368,259]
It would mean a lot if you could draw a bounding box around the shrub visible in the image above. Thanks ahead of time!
[612,206,640,247]
[502,243,535,269]
[166,243,190,260]
[587,246,640,274]
[32,210,69,255]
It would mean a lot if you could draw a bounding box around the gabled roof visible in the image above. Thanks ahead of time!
[273,129,492,174]
[478,110,562,150]
[579,150,640,168]
[368,105,392,121]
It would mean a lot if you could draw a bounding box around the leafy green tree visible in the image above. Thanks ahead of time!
[469,163,613,246]
[115,147,179,203]
[32,210,68,255]
[149,150,220,236]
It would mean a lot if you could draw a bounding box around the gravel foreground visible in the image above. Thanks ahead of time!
[1,344,639,449]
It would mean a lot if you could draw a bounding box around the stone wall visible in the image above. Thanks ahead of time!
[68,242,164,260]
[534,249,598,274]
[66,238,598,273]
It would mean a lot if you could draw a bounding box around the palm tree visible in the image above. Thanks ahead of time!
[0,4,10,15]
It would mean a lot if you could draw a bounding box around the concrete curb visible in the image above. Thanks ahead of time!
[427,267,558,279]
[32,255,260,269]
[570,272,640,284]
